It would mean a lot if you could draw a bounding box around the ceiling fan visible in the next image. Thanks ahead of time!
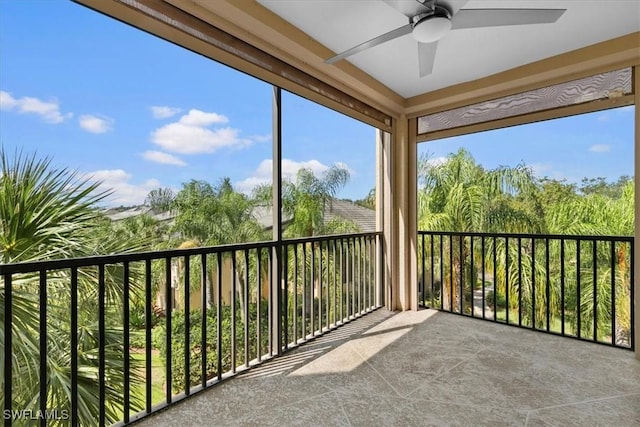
[325,0,566,77]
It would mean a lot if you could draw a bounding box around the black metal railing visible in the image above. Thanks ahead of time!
[418,231,634,350]
[1,232,382,426]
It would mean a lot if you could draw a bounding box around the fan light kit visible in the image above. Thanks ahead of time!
[325,0,566,78]
[411,8,452,43]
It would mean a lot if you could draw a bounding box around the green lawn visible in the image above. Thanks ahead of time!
[132,349,166,407]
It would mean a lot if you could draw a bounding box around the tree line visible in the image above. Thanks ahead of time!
[417,148,633,346]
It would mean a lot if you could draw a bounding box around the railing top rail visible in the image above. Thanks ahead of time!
[282,231,382,245]
[0,231,382,275]
[417,230,634,242]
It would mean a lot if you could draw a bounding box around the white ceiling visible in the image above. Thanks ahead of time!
[258,0,640,98]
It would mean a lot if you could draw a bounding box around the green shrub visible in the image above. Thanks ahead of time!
[486,289,506,310]
[154,302,269,393]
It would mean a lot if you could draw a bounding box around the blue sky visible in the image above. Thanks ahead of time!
[0,1,634,207]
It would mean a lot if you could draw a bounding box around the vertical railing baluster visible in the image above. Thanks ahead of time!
[123,263,130,423]
[459,235,463,314]
[358,237,362,315]
[481,236,486,319]
[630,240,635,351]
[244,249,250,361]
[518,237,522,326]
[421,233,425,306]
[201,254,207,387]
[546,239,551,332]
[217,253,223,379]
[256,249,262,360]
[352,238,357,317]
[283,245,289,348]
[3,273,12,427]
[470,235,474,317]
[184,255,191,395]
[430,234,435,309]
[39,271,47,427]
[440,235,444,311]
[449,235,453,312]
[318,240,323,330]
[340,238,344,322]
[347,238,352,318]
[505,237,509,324]
[293,245,298,343]
[165,257,172,402]
[70,267,78,426]
[144,260,152,413]
[593,240,597,341]
[311,241,315,334]
[577,240,581,339]
[610,241,616,346]
[332,239,336,325]
[326,240,331,326]
[493,237,497,321]
[98,264,106,425]
[231,251,237,373]
[531,239,535,329]
[560,239,565,336]
[302,243,307,338]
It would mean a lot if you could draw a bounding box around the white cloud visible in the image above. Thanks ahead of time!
[142,150,186,166]
[589,144,610,153]
[85,169,161,206]
[235,158,352,194]
[79,114,113,134]
[0,90,72,123]
[178,109,228,126]
[150,108,257,154]
[150,106,182,119]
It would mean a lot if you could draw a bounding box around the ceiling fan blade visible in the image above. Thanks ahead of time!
[418,41,438,77]
[325,24,412,64]
[383,0,432,18]
[452,9,566,30]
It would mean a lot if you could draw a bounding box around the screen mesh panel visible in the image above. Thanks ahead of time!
[418,68,632,134]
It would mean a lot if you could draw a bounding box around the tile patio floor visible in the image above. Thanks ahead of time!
[136,308,640,426]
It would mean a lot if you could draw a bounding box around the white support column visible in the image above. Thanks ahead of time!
[388,115,418,311]
[634,66,639,359]
[379,129,394,309]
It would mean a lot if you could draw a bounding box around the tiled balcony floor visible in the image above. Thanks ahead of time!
[137,309,640,426]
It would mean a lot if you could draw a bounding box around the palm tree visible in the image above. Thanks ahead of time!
[254,164,350,238]
[254,164,354,339]
[544,182,633,344]
[418,149,541,313]
[1,150,145,425]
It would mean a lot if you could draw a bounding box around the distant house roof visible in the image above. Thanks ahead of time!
[254,198,375,232]
[323,199,376,232]
[101,199,375,232]
[102,206,177,222]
